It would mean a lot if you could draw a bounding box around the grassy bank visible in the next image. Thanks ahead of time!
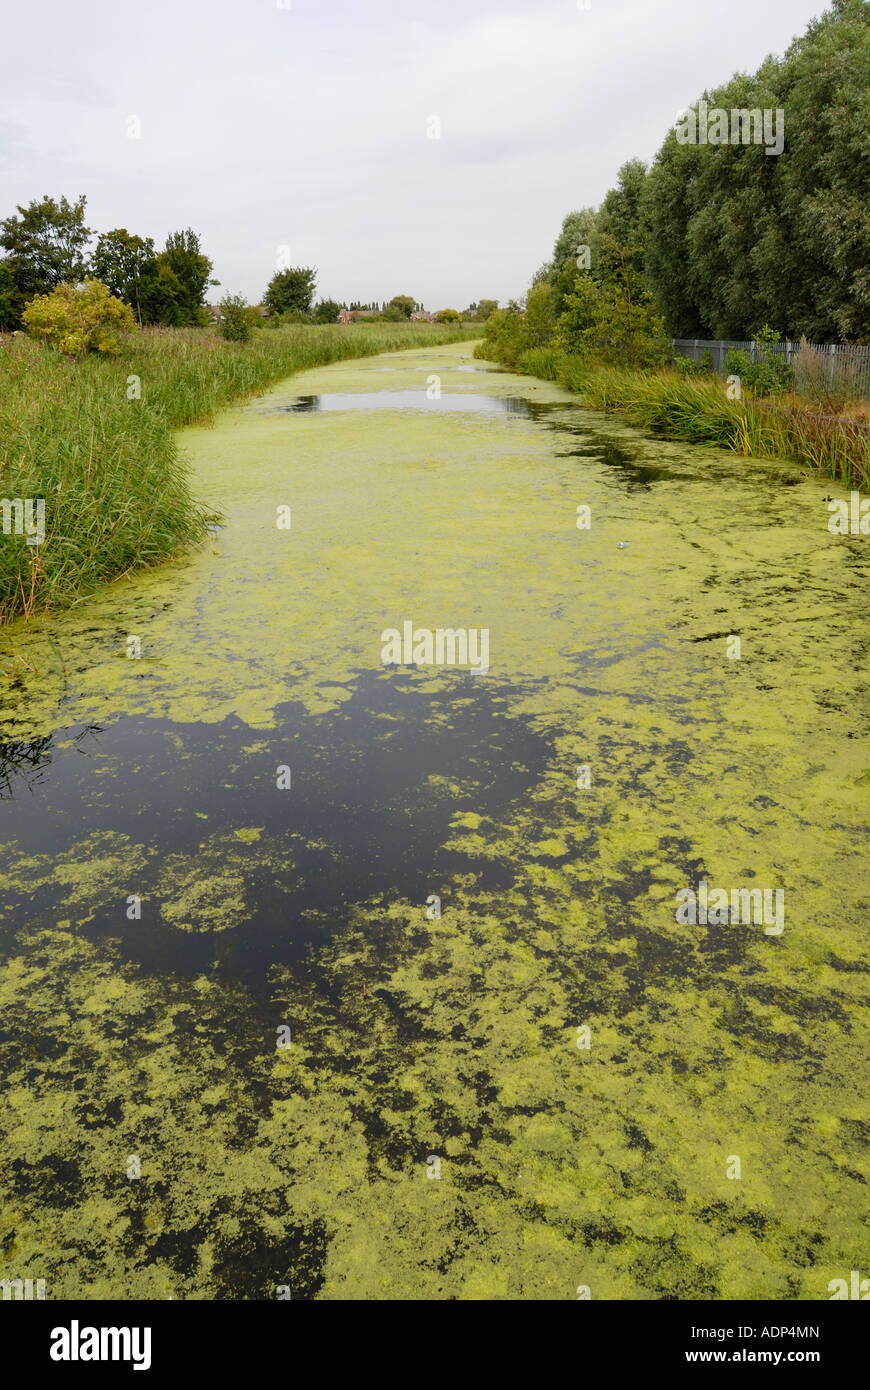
[0,322,477,623]
[479,342,870,492]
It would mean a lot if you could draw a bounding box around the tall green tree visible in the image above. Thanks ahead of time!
[138,260,186,326]
[551,208,599,276]
[0,194,91,327]
[91,228,156,325]
[388,294,415,319]
[597,160,648,255]
[264,266,317,317]
[594,160,655,335]
[775,0,870,339]
[641,133,707,337]
[549,207,599,314]
[157,228,215,326]
[643,0,870,339]
[0,261,17,331]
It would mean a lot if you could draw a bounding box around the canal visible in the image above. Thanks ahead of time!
[0,340,867,1299]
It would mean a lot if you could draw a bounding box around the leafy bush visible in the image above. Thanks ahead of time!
[313,299,342,324]
[673,351,713,376]
[557,277,668,369]
[21,278,136,356]
[524,282,555,347]
[725,326,793,396]
[388,295,415,319]
[218,293,250,343]
[673,354,700,375]
[435,309,461,324]
[477,305,528,366]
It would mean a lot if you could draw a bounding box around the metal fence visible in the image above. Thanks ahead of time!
[671,338,870,398]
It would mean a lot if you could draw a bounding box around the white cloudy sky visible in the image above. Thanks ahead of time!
[0,0,828,310]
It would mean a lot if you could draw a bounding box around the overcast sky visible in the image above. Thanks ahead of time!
[0,0,829,310]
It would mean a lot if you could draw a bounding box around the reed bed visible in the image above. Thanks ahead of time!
[482,343,870,492]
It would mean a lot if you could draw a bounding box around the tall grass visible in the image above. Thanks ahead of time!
[791,338,870,413]
[0,322,476,623]
[484,342,870,492]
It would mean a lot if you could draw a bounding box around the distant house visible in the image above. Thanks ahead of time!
[411,310,434,322]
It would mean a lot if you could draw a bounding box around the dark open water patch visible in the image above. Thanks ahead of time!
[279,391,535,414]
[556,435,681,489]
[545,421,702,489]
[0,669,553,988]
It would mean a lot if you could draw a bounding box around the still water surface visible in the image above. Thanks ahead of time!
[0,342,867,1299]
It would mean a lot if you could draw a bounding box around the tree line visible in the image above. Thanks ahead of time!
[532,0,870,349]
[0,196,500,335]
[0,200,218,331]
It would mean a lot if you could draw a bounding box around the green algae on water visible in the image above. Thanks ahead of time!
[0,343,868,1300]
